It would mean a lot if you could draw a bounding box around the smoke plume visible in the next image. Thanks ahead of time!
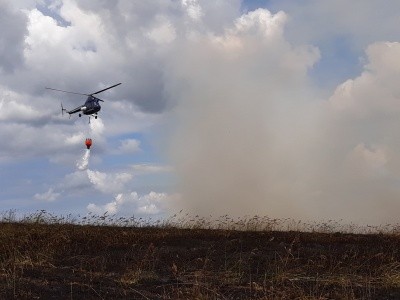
[166,9,400,225]
[167,9,321,220]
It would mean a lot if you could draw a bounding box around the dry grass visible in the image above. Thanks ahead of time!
[1,210,400,299]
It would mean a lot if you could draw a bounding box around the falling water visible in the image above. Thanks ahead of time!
[77,149,91,170]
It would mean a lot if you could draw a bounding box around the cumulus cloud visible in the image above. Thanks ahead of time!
[270,0,400,48]
[306,41,400,224]
[61,170,92,191]
[82,166,175,216]
[131,164,173,174]
[182,0,204,21]
[330,42,400,116]
[0,1,28,73]
[0,0,240,163]
[87,191,170,216]
[87,169,133,194]
[145,15,177,45]
[0,94,42,122]
[34,188,60,202]
[117,139,141,154]
[4,1,400,225]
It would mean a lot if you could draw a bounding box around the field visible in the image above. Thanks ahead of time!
[1,211,400,299]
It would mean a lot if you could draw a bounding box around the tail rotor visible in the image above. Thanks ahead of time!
[61,103,70,118]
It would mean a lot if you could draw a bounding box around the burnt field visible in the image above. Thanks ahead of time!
[1,212,400,299]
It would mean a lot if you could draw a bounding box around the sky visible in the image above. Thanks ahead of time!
[1,0,400,225]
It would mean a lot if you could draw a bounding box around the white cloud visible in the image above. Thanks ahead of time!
[234,8,286,38]
[26,9,67,48]
[87,191,170,216]
[0,1,28,72]
[0,86,54,124]
[34,188,60,202]
[131,164,173,174]
[65,132,86,146]
[270,1,400,49]
[330,42,400,117]
[61,170,92,191]
[87,169,133,194]
[145,15,176,45]
[305,42,400,224]
[181,0,204,21]
[4,1,400,225]
[0,98,42,121]
[117,139,141,154]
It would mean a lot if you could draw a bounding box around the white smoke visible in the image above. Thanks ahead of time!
[166,8,321,220]
[164,8,400,225]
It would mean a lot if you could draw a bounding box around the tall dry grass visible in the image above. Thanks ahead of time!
[1,210,400,299]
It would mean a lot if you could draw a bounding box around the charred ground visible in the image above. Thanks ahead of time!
[1,212,400,299]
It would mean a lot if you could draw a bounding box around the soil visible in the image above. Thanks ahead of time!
[1,222,400,299]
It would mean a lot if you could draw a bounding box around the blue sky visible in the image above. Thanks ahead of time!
[2,0,400,224]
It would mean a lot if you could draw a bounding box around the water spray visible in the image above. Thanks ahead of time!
[77,138,93,170]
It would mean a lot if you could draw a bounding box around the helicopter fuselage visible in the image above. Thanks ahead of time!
[66,96,102,116]
[81,96,102,115]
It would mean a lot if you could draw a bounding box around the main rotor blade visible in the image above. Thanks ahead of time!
[45,87,89,96]
[90,83,121,95]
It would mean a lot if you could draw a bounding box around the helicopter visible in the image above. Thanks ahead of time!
[45,83,121,121]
